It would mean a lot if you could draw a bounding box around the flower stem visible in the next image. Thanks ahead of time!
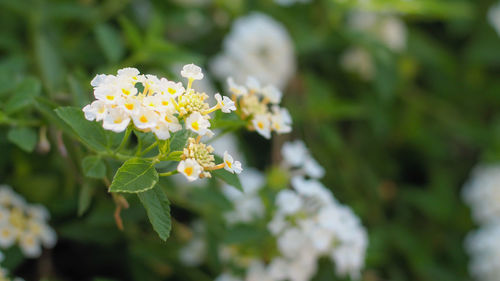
[139,141,158,156]
[115,126,132,153]
[158,170,179,177]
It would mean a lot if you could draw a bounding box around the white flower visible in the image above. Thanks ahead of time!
[246,260,274,281]
[276,190,302,215]
[379,16,407,52]
[82,101,108,121]
[211,13,295,89]
[267,258,289,280]
[227,77,248,97]
[277,227,309,258]
[186,112,211,136]
[120,97,141,115]
[223,151,242,174]
[0,225,16,248]
[215,93,236,113]
[131,109,158,130]
[340,47,374,81]
[177,158,203,181]
[90,74,110,87]
[262,85,282,104]
[271,107,292,134]
[465,223,500,281]
[26,204,50,221]
[19,232,42,258]
[102,109,131,133]
[489,2,500,37]
[163,80,185,97]
[462,165,500,225]
[181,63,204,80]
[282,140,308,167]
[0,207,9,225]
[268,213,288,235]
[215,273,242,281]
[117,67,140,80]
[179,238,206,266]
[246,76,261,92]
[252,114,271,139]
[304,157,325,179]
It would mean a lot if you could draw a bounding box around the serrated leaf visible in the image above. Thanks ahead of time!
[212,155,243,192]
[78,183,94,216]
[94,23,125,63]
[109,158,158,193]
[137,184,171,241]
[82,156,106,179]
[55,106,108,151]
[7,127,37,152]
[4,77,41,114]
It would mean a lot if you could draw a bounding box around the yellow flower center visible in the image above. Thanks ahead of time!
[114,118,122,124]
[191,121,199,131]
[225,160,232,168]
[168,88,176,95]
[125,104,134,110]
[1,228,10,238]
[106,95,115,101]
[257,122,264,129]
[162,101,169,106]
[122,89,130,96]
[139,116,148,123]
[184,167,193,176]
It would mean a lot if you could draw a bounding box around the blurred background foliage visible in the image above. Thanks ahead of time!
[1,0,500,280]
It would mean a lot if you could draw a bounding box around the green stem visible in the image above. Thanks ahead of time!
[158,170,178,177]
[115,126,132,153]
[139,141,158,156]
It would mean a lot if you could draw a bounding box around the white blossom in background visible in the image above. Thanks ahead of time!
[211,13,295,90]
[282,140,325,179]
[217,141,367,281]
[462,165,500,225]
[222,169,265,224]
[347,11,407,52]
[179,221,207,266]
[0,185,56,259]
[340,47,375,81]
[465,223,500,281]
[488,2,500,37]
[226,77,292,139]
[341,11,406,80]
[274,0,312,6]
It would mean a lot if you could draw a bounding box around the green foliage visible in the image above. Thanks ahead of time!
[109,158,158,193]
[82,156,107,179]
[7,127,37,152]
[4,77,41,114]
[137,184,172,241]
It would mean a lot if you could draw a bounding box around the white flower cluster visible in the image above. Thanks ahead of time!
[462,165,500,225]
[465,223,500,281]
[83,64,243,182]
[211,13,295,90]
[462,164,500,280]
[489,2,500,37]
[213,141,367,281]
[0,185,56,259]
[83,64,236,138]
[341,11,407,80]
[227,77,292,139]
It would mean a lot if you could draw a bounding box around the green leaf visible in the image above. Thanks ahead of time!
[169,129,192,152]
[109,158,158,193]
[137,184,171,241]
[78,183,94,216]
[94,23,125,63]
[34,33,64,95]
[55,106,108,151]
[212,155,243,192]
[4,77,41,114]
[7,127,37,152]
[165,151,183,161]
[82,156,107,179]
